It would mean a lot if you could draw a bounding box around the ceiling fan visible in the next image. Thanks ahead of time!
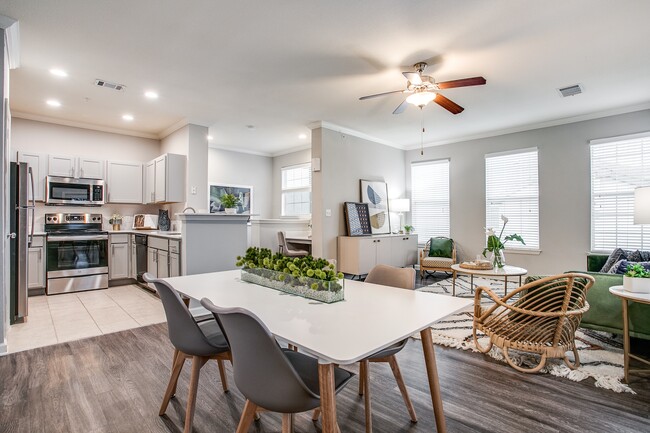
[359,62,486,115]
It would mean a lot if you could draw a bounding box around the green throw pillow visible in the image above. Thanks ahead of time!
[429,237,453,258]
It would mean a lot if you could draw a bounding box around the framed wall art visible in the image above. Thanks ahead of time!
[360,180,391,234]
[344,202,372,236]
[209,183,253,214]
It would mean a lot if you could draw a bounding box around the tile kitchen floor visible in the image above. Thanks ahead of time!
[6,285,166,353]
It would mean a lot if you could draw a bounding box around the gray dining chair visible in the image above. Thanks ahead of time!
[278,231,309,257]
[143,274,232,433]
[359,264,418,431]
[200,298,354,433]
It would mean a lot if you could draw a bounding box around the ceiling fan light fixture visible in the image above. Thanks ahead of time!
[406,91,436,107]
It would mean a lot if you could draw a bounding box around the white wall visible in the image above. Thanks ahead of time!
[271,148,311,218]
[405,108,650,275]
[207,148,273,218]
[312,127,406,260]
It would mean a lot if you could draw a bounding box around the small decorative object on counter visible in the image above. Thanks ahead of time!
[623,263,650,293]
[158,209,170,231]
[109,213,122,231]
[220,193,240,215]
[483,215,525,269]
[235,247,345,303]
[404,225,414,235]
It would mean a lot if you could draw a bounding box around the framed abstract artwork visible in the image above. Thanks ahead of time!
[360,180,391,234]
[344,202,372,236]
[209,183,253,214]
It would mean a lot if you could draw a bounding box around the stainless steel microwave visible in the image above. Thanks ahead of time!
[45,176,105,205]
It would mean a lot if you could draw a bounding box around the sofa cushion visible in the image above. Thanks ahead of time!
[428,237,453,258]
[610,259,650,275]
[421,257,453,267]
[599,248,627,273]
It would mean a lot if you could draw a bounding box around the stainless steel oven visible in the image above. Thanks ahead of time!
[45,176,105,206]
[45,213,109,294]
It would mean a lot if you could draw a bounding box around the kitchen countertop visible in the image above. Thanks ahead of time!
[107,229,182,239]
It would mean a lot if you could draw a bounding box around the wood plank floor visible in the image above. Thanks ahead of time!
[0,323,648,433]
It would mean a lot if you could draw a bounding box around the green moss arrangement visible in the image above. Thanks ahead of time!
[235,247,344,292]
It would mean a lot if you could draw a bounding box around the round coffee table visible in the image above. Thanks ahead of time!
[450,264,528,297]
[608,286,650,383]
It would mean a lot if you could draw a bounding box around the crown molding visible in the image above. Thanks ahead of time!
[0,16,20,69]
[208,144,273,157]
[308,121,404,150]
[158,118,189,139]
[271,144,311,157]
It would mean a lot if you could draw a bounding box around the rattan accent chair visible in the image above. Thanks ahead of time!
[419,237,457,278]
[472,272,595,373]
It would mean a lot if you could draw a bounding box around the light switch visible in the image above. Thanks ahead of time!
[191,186,197,194]
[325,209,332,217]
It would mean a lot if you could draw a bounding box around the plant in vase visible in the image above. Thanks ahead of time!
[623,263,650,293]
[108,213,122,231]
[482,215,525,269]
[220,193,240,214]
[403,225,414,235]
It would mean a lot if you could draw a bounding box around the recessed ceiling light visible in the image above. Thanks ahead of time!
[49,68,68,77]
[144,90,159,99]
[207,135,213,140]
[298,133,307,139]
[46,99,61,107]
[122,114,134,121]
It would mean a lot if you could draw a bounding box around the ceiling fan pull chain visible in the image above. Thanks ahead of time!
[420,107,424,156]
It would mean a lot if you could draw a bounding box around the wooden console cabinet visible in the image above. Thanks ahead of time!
[338,234,418,276]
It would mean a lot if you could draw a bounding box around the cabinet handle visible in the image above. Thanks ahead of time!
[80,167,84,178]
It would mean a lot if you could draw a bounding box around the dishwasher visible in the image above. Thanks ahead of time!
[135,234,149,285]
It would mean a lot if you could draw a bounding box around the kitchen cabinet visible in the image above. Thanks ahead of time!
[17,151,47,201]
[147,236,181,278]
[144,153,186,204]
[338,234,418,276]
[169,239,181,277]
[27,235,45,289]
[109,233,130,280]
[106,160,143,203]
[49,155,105,179]
[130,235,137,279]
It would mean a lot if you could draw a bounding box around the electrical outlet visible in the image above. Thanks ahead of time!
[191,186,197,194]
[325,209,332,217]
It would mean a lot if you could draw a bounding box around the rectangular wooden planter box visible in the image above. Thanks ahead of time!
[241,268,345,303]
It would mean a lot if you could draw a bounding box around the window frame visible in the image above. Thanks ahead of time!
[281,162,312,217]
[410,158,451,246]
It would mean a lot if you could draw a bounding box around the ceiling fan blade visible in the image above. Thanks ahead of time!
[402,72,422,85]
[436,76,486,89]
[434,94,464,114]
[392,100,408,115]
[359,90,405,100]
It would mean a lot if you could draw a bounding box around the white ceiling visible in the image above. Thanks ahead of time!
[3,1,650,156]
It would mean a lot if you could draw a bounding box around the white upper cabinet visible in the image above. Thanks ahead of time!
[17,151,47,201]
[48,155,105,179]
[144,153,186,204]
[106,160,143,203]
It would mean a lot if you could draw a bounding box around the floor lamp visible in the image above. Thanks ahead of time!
[390,199,410,233]
[634,186,650,224]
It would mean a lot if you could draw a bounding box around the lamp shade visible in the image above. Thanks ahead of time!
[406,91,436,107]
[634,186,650,224]
[390,198,410,213]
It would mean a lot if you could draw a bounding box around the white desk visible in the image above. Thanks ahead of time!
[163,270,472,433]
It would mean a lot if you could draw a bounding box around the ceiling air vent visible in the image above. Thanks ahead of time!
[94,79,126,91]
[557,84,583,98]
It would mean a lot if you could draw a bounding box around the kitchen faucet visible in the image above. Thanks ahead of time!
[183,207,196,213]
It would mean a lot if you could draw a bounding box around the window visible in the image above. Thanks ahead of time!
[591,133,650,251]
[281,163,311,216]
[485,148,539,250]
[411,159,450,242]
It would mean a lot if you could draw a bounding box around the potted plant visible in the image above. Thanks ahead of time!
[108,213,122,231]
[483,215,525,269]
[404,225,414,235]
[623,263,650,293]
[220,193,240,214]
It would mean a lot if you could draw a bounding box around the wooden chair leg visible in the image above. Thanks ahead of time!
[312,408,321,421]
[236,399,258,433]
[387,355,417,422]
[183,356,208,433]
[159,351,186,416]
[216,358,229,392]
[282,413,294,433]
[358,361,366,396]
[361,360,372,433]
[170,349,181,396]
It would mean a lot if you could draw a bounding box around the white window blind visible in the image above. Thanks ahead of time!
[411,159,450,242]
[281,163,311,216]
[591,133,650,251]
[485,148,539,250]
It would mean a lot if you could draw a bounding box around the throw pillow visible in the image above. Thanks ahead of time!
[428,237,453,258]
[627,250,643,262]
[610,260,650,275]
[600,248,628,273]
[608,259,626,274]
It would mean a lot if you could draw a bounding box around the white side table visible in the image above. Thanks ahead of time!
[450,264,528,297]
[608,286,650,383]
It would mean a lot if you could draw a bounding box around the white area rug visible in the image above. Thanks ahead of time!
[416,275,635,394]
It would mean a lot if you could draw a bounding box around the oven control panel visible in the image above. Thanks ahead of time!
[45,213,103,224]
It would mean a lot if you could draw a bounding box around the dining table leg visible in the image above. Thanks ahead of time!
[420,329,447,433]
[318,362,338,433]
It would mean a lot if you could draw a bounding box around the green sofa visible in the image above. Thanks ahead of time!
[529,254,650,340]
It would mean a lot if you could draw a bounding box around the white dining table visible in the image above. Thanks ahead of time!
[163,270,472,433]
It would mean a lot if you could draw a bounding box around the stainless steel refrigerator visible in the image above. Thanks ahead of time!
[9,161,35,324]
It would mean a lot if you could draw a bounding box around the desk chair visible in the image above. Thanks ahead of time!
[278,231,309,257]
[144,274,232,433]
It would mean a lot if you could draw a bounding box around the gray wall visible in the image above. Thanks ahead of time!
[271,148,311,218]
[405,109,650,275]
[312,127,406,260]
[207,148,273,218]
